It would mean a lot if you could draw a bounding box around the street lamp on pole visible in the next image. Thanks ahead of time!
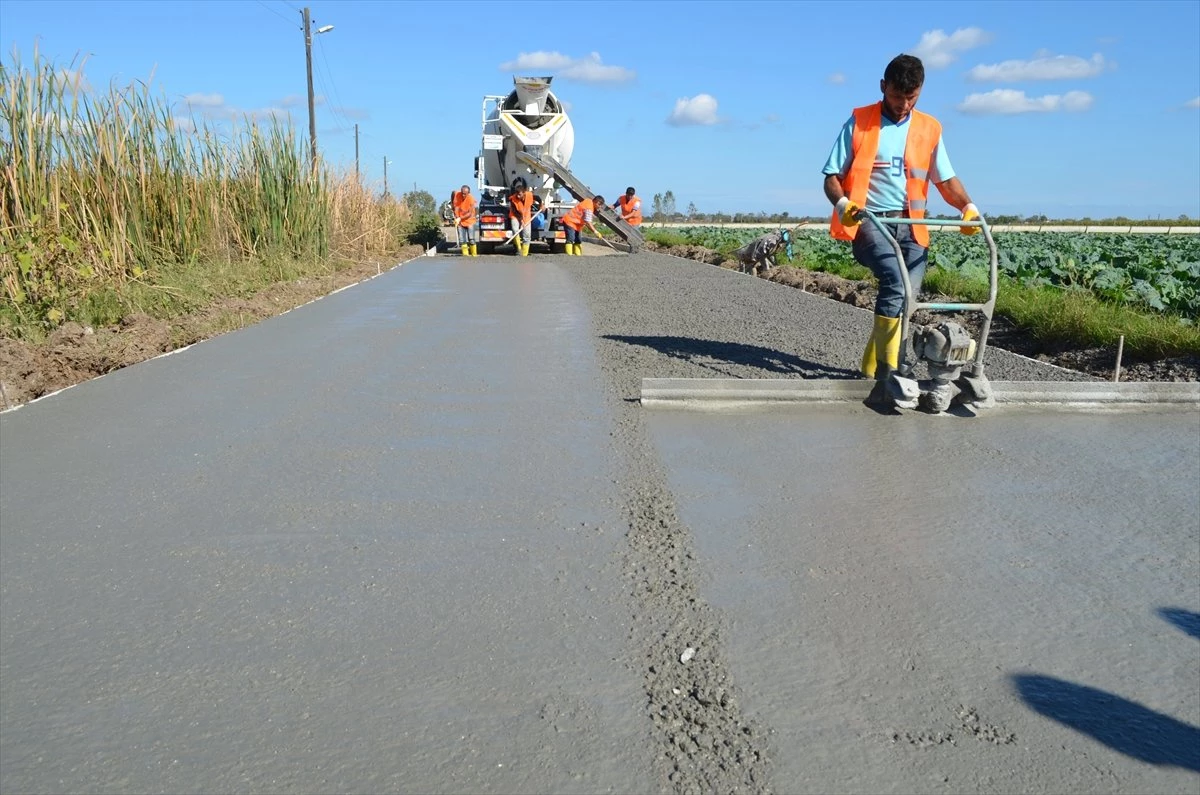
[302,7,334,174]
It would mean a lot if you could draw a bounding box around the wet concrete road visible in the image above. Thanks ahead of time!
[646,405,1200,794]
[2,251,1199,794]
[1,259,653,794]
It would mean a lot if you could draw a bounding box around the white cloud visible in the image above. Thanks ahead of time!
[180,93,300,124]
[957,89,1094,115]
[827,72,846,85]
[667,94,720,126]
[57,68,91,94]
[247,107,291,122]
[278,94,305,108]
[909,27,992,69]
[498,51,635,83]
[1186,97,1200,109]
[967,52,1109,82]
[183,92,224,108]
[499,51,572,71]
[561,52,636,83]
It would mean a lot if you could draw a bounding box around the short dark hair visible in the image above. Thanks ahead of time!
[884,54,924,93]
[625,187,635,196]
[592,195,605,208]
[511,177,527,189]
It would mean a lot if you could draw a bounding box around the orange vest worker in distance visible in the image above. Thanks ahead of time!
[614,187,642,226]
[561,195,604,256]
[507,178,538,256]
[509,190,535,226]
[452,185,478,256]
[451,188,468,215]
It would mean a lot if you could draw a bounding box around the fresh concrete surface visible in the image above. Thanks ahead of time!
[1,258,652,794]
[645,404,1200,794]
[2,249,1198,794]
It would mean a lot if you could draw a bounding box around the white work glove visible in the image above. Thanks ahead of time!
[960,203,981,235]
[835,197,861,228]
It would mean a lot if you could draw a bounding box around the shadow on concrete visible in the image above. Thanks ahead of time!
[602,335,860,380]
[1157,607,1200,640]
[1012,674,1200,772]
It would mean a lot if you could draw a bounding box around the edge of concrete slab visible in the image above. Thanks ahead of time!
[640,378,1200,410]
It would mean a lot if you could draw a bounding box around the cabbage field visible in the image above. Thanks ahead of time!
[649,226,1200,320]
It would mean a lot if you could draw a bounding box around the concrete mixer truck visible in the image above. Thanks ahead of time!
[471,76,643,253]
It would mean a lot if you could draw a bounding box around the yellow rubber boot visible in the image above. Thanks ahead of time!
[573,243,583,255]
[860,331,878,378]
[470,244,478,256]
[460,244,469,256]
[874,315,902,378]
[521,243,530,256]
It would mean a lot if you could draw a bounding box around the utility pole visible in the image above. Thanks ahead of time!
[354,123,359,182]
[302,7,317,174]
[383,156,389,198]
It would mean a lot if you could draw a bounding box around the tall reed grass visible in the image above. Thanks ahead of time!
[1,47,413,331]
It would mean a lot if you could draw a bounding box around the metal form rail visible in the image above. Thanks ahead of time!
[515,151,645,251]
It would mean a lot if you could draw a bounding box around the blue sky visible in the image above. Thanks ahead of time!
[3,0,1199,219]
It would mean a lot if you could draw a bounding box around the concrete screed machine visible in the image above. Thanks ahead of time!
[858,210,997,414]
[469,76,643,254]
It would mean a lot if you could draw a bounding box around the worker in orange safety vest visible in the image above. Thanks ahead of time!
[561,194,605,256]
[821,54,982,399]
[507,178,539,256]
[612,187,642,226]
[451,184,478,256]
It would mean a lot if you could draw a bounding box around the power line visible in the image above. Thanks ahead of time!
[255,0,297,29]
[315,35,353,132]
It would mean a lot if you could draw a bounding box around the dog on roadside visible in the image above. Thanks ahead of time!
[734,229,792,276]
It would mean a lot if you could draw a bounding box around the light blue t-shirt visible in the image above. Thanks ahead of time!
[821,110,955,213]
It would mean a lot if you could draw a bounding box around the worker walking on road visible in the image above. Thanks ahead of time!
[452,184,478,256]
[821,54,981,389]
[562,194,605,256]
[612,187,642,226]
[508,178,539,256]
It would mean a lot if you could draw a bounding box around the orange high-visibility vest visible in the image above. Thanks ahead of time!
[454,192,477,227]
[563,198,596,230]
[509,191,535,225]
[451,190,467,213]
[830,103,941,247]
[617,194,642,225]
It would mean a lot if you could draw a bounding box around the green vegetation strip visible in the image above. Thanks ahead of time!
[646,227,1200,360]
[1,49,440,341]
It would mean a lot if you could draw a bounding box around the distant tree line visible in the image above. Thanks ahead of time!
[648,190,1198,226]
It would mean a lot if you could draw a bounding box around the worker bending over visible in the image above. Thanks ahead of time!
[561,194,605,255]
[452,184,478,256]
[821,54,981,390]
[612,187,642,226]
[508,178,539,256]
